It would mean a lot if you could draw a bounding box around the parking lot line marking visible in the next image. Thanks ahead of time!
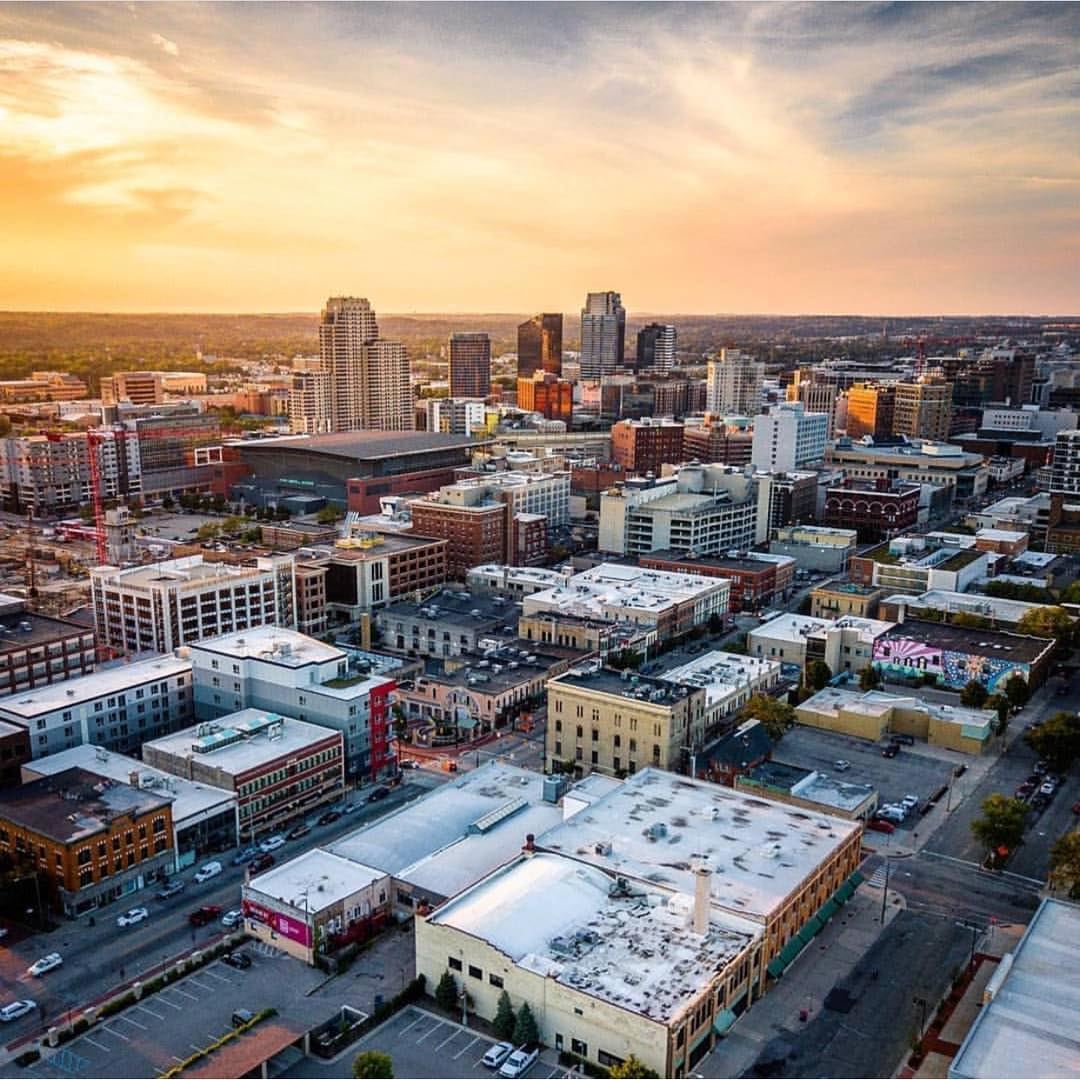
[184,976,216,992]
[116,1013,148,1030]
[434,1029,460,1052]
[155,994,184,1010]
[398,1012,427,1036]
[201,968,232,984]
[415,1020,445,1043]
[103,1025,130,1042]
[135,1004,166,1021]
[81,1036,111,1053]
[170,986,200,1002]
[454,1036,480,1059]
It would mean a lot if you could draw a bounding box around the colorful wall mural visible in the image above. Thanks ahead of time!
[872,636,1030,692]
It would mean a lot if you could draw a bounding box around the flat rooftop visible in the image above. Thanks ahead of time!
[0,610,90,653]
[656,651,779,709]
[93,554,274,588]
[144,709,340,775]
[192,626,344,669]
[887,590,1048,623]
[949,898,1080,1079]
[247,848,385,911]
[537,768,861,921]
[879,619,1054,663]
[237,431,480,461]
[428,852,759,1023]
[0,766,173,844]
[467,564,571,588]
[0,654,192,720]
[745,760,876,815]
[321,533,445,559]
[975,528,1029,543]
[549,667,695,706]
[645,550,773,574]
[799,686,994,733]
[21,746,235,825]
[813,580,882,596]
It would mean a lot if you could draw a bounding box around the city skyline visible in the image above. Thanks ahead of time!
[0,2,1077,314]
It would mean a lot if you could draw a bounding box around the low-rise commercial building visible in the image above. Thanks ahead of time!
[736,760,878,822]
[749,613,893,675]
[822,479,920,542]
[375,590,517,659]
[849,535,990,596]
[973,528,1029,556]
[768,525,858,572]
[810,581,883,620]
[640,551,794,613]
[142,709,344,841]
[656,651,781,735]
[465,564,571,598]
[878,589,1053,629]
[518,611,655,660]
[0,594,97,699]
[0,766,174,916]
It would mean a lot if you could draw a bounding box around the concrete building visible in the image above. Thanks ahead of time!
[0,595,97,700]
[844,384,896,440]
[893,379,952,442]
[142,709,345,841]
[90,553,298,655]
[0,766,174,916]
[188,627,397,782]
[795,686,995,755]
[656,650,781,735]
[823,479,921,542]
[426,397,486,436]
[448,332,491,400]
[768,524,858,572]
[749,613,893,675]
[828,439,989,503]
[786,369,839,438]
[22,744,238,872]
[610,418,684,476]
[579,292,626,380]
[849,535,989,596]
[754,470,820,542]
[640,551,795,613]
[705,349,764,416]
[751,403,828,472]
[636,323,676,373]
[102,371,164,406]
[517,313,563,380]
[1049,428,1080,496]
[810,580,883,620]
[0,653,194,760]
[736,760,878,822]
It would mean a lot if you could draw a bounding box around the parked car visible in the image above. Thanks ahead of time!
[891,733,915,746]
[1039,781,1057,798]
[27,954,62,977]
[1016,783,1035,799]
[1034,761,1049,776]
[834,760,851,772]
[953,764,967,778]
[316,810,341,827]
[900,794,920,811]
[865,818,895,834]
[258,835,285,853]
[0,1000,36,1022]
[876,806,906,823]
[231,1009,255,1028]
[194,861,222,883]
[232,847,258,866]
[367,786,391,803]
[157,880,185,900]
[398,759,420,770]
[221,909,243,928]
[499,1044,540,1079]
[286,824,311,841]
[188,905,223,927]
[482,1042,515,1069]
[882,744,900,758]
[221,952,252,970]
[116,907,149,928]
[249,853,275,874]
[340,801,358,814]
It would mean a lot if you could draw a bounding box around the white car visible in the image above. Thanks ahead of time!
[258,835,285,853]
[499,1045,540,1079]
[900,794,920,810]
[0,1000,36,1022]
[116,907,149,928]
[482,1042,515,1069]
[27,954,63,977]
[834,760,851,772]
[194,861,223,883]
[1039,780,1056,797]
[221,909,243,928]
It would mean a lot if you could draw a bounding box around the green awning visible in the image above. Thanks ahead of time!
[766,956,786,979]
[834,880,855,904]
[768,934,806,978]
[849,869,865,887]
[796,921,820,945]
[455,714,477,730]
[816,898,840,923]
[714,1009,737,1036]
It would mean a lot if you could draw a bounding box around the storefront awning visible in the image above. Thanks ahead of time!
[767,934,806,979]
[815,897,840,923]
[834,880,855,904]
[713,1009,737,1036]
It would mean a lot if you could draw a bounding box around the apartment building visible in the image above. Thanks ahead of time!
[705,349,764,416]
[639,551,794,613]
[751,403,828,472]
[0,595,96,700]
[611,418,685,475]
[892,379,953,442]
[90,554,297,655]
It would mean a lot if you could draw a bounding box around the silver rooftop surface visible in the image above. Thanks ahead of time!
[192,626,345,667]
[247,848,385,911]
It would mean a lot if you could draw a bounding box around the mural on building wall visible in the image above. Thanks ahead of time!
[873,637,1029,692]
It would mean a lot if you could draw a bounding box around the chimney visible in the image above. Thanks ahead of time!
[693,864,711,935]
[523,833,536,855]
[128,770,140,789]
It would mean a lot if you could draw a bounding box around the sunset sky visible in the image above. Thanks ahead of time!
[0,2,1076,315]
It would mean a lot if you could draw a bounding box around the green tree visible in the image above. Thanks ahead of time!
[316,505,344,525]
[805,660,832,691]
[960,680,989,708]
[352,1051,394,1078]
[1049,831,1080,899]
[950,612,993,630]
[1005,674,1030,710]
[196,523,220,541]
[860,665,883,691]
[211,494,227,513]
[610,1056,660,1079]
[742,693,795,742]
[513,1002,539,1046]
[970,794,1028,859]
[493,990,516,1041]
[435,969,459,1012]
[988,694,1010,736]
[1016,606,1075,647]
[1025,711,1080,772]
[222,515,245,535]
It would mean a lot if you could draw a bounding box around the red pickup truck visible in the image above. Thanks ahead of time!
[188,905,223,927]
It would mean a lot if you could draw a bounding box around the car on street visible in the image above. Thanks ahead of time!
[221,952,252,970]
[116,907,149,928]
[221,909,243,928]
[367,785,391,802]
[340,801,358,813]
[286,824,311,841]
[865,818,895,834]
[316,810,341,826]
[499,1044,540,1078]
[876,805,906,823]
[398,759,420,770]
[232,848,258,866]
[188,905,223,927]
[0,1000,36,1023]
[1039,781,1057,797]
[194,861,223,883]
[157,880,185,900]
[258,835,285,853]
[482,1042,515,1069]
[834,760,850,772]
[900,794,920,811]
[249,853,275,873]
[1016,782,1035,799]
[882,744,899,758]
[27,954,62,977]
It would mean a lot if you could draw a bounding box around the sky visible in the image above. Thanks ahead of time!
[0,2,1076,315]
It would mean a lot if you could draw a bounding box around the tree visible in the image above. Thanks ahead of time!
[1025,711,1080,771]
[960,680,989,708]
[860,665,882,691]
[196,523,220,541]
[1049,831,1080,898]
[609,1056,660,1079]
[513,1002,539,1046]
[988,694,1010,736]
[352,1051,393,1078]
[741,693,794,742]
[222,515,245,535]
[435,969,458,1012]
[161,494,174,510]
[805,660,832,691]
[970,794,1028,858]
[1016,606,1075,648]
[493,990,516,1041]
[316,505,344,525]
[1004,674,1030,710]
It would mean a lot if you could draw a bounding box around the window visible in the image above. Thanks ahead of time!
[468,965,482,980]
[489,974,504,989]
[555,719,562,733]
[448,957,462,972]
[571,1038,588,1057]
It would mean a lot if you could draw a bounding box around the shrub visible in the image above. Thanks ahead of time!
[352,1050,394,1078]
[513,1002,539,1046]
[493,990,516,1041]
[14,1049,41,1068]
[435,970,459,1011]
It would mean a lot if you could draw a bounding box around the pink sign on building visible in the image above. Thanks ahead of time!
[242,898,312,947]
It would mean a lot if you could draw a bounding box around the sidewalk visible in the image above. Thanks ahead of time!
[696,882,904,1078]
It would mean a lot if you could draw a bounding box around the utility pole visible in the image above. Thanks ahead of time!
[880,857,891,925]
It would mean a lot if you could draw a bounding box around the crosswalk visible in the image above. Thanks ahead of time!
[249,941,285,958]
[866,866,888,889]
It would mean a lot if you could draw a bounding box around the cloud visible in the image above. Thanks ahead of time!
[150,31,178,57]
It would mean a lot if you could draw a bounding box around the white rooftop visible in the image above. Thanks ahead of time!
[247,848,385,912]
[974,528,1029,543]
[887,590,1049,623]
[799,687,994,734]
[191,626,344,668]
[659,651,780,709]
[143,709,340,776]
[0,654,192,720]
[949,898,1080,1079]
[429,851,759,1023]
[537,768,860,921]
[21,744,236,825]
[467,564,571,588]
[789,772,876,814]
[92,554,284,589]
[1012,551,1058,568]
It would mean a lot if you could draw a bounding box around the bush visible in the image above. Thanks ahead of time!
[493,990,516,1041]
[14,1049,41,1068]
[352,1050,394,1078]
[435,970,459,1011]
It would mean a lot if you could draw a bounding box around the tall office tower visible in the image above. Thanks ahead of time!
[845,383,896,440]
[751,402,829,472]
[892,378,952,442]
[637,323,677,373]
[579,291,626,380]
[1050,429,1080,496]
[705,348,764,416]
[288,361,331,434]
[517,314,563,381]
[318,296,413,432]
[448,332,492,399]
[786,368,838,438]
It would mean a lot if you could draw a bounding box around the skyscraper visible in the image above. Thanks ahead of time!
[636,323,676,373]
[892,378,952,442]
[448,332,492,399]
[705,348,764,416]
[300,296,413,433]
[845,383,896,440]
[579,291,625,380]
[517,313,563,380]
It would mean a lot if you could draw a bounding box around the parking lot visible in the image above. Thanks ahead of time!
[776,726,957,830]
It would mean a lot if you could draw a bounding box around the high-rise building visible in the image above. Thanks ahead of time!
[845,383,896,440]
[517,314,563,381]
[579,292,626,380]
[611,418,684,475]
[426,397,487,435]
[1050,429,1080,496]
[705,349,764,416]
[751,403,829,472]
[786,368,838,438]
[636,324,676,373]
[517,372,573,421]
[448,332,492,399]
[892,379,952,442]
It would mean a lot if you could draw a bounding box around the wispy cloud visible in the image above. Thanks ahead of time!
[150,31,179,57]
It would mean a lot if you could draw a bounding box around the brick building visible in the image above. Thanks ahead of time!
[0,720,31,788]
[639,551,789,613]
[683,421,754,465]
[516,372,573,421]
[611,418,684,475]
[822,479,920,542]
[0,595,96,700]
